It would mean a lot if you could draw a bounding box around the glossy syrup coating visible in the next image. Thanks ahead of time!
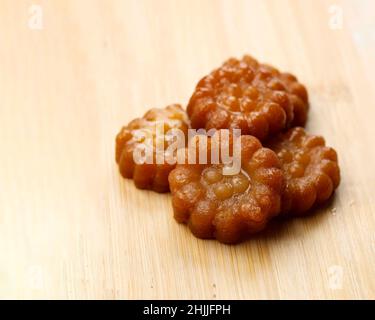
[187,55,308,141]
[266,127,340,216]
[168,132,284,244]
[116,104,189,193]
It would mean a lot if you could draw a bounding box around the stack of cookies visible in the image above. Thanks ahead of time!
[116,55,340,244]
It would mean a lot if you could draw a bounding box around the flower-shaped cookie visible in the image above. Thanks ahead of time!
[169,131,284,243]
[266,127,340,215]
[187,55,308,141]
[116,104,189,192]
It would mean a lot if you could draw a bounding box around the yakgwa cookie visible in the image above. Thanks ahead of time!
[116,104,189,192]
[187,55,308,141]
[168,130,284,243]
[266,127,340,216]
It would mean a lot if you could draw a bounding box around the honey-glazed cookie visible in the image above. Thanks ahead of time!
[116,104,189,192]
[168,131,284,243]
[187,55,308,141]
[266,127,340,215]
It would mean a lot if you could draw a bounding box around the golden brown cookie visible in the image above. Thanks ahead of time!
[187,55,308,141]
[116,104,189,192]
[266,127,340,215]
[169,131,284,243]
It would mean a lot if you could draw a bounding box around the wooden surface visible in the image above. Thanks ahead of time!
[0,0,374,300]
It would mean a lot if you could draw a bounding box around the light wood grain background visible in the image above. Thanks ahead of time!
[0,0,374,299]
